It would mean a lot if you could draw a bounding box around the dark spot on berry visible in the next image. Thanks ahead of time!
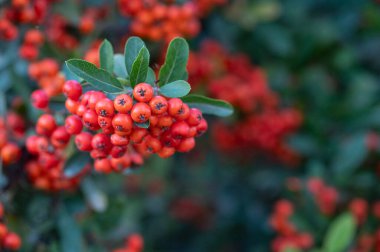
[178,106,184,115]
[138,88,146,97]
[116,125,123,131]
[139,114,146,121]
[100,110,107,117]
[155,102,165,111]
[118,99,126,106]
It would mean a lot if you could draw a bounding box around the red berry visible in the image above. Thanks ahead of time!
[158,147,175,158]
[110,145,127,158]
[36,136,49,153]
[174,103,190,121]
[94,158,112,173]
[149,95,168,115]
[36,114,57,136]
[98,116,113,129]
[88,91,106,109]
[91,133,112,153]
[112,114,133,134]
[130,128,148,144]
[196,119,208,136]
[31,89,49,109]
[83,109,100,130]
[76,104,87,117]
[3,232,21,250]
[65,98,79,114]
[26,135,39,154]
[177,137,195,152]
[133,83,154,102]
[62,80,82,101]
[110,134,129,146]
[171,121,190,139]
[95,98,115,117]
[65,115,83,135]
[51,126,71,148]
[0,223,7,240]
[114,94,133,113]
[145,136,162,153]
[167,98,183,117]
[75,132,93,151]
[131,103,151,123]
[187,108,203,126]
[1,143,21,165]
[128,234,144,252]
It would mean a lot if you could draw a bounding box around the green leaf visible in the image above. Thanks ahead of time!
[145,67,156,85]
[130,47,150,87]
[58,206,85,252]
[159,80,191,98]
[124,37,145,75]
[81,178,108,213]
[323,213,356,252]
[181,94,234,117]
[158,37,189,86]
[66,59,123,93]
[332,133,367,179]
[64,153,90,178]
[99,39,114,73]
[134,121,150,129]
[114,54,128,78]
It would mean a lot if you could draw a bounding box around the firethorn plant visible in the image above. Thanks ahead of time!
[30,36,233,178]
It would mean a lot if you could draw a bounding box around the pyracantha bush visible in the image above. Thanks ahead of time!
[187,40,302,165]
[117,0,226,42]
[26,36,232,191]
[270,176,380,252]
[0,203,21,251]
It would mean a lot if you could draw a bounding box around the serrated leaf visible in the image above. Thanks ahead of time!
[145,67,156,85]
[66,59,123,93]
[81,178,108,213]
[323,213,356,252]
[124,37,145,75]
[158,37,189,86]
[134,121,150,129]
[99,39,114,73]
[64,153,90,178]
[159,80,191,98]
[58,206,85,252]
[114,54,128,78]
[181,95,234,117]
[130,47,150,87]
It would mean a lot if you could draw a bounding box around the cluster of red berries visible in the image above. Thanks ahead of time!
[306,177,338,216]
[0,0,51,41]
[45,9,106,51]
[113,233,144,252]
[25,112,88,191]
[0,19,18,41]
[193,0,227,16]
[269,200,314,252]
[19,29,45,61]
[29,58,64,98]
[188,40,302,165]
[0,112,25,166]
[0,203,21,251]
[119,0,200,42]
[62,80,207,173]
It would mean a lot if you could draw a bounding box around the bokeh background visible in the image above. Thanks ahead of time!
[1,0,380,251]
